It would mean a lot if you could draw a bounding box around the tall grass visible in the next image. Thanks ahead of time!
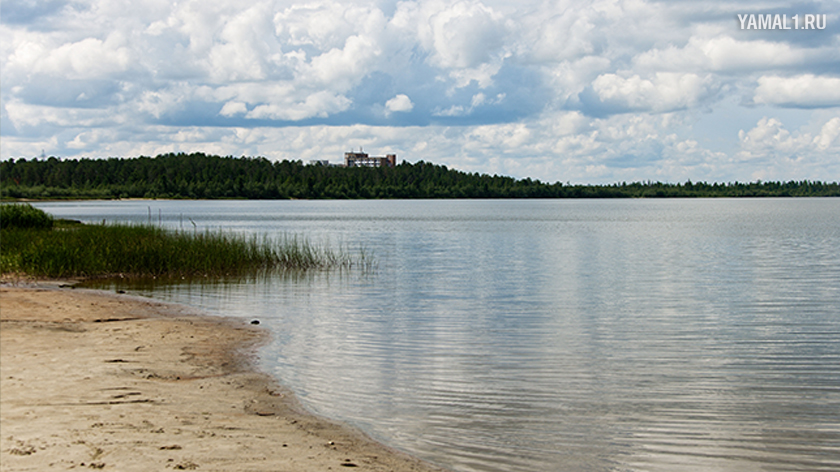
[1,203,54,229]
[1,222,370,279]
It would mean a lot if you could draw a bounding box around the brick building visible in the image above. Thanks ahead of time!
[344,150,397,168]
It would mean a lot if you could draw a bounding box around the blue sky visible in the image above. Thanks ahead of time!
[1,0,838,183]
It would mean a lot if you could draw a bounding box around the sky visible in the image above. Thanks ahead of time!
[1,0,838,183]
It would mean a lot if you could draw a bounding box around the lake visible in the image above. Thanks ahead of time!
[36,198,840,472]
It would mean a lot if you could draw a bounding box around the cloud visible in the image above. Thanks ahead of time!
[385,94,414,114]
[633,34,838,73]
[815,117,840,150]
[206,4,277,82]
[8,34,132,80]
[586,72,716,114]
[433,92,505,117]
[305,34,381,89]
[246,90,353,121]
[220,101,248,117]
[416,0,508,70]
[738,117,803,155]
[753,75,840,108]
[2,0,840,183]
[520,6,596,63]
[735,116,840,179]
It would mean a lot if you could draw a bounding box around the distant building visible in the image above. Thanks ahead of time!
[306,151,398,168]
[344,150,397,168]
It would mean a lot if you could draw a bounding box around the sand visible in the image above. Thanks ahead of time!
[0,285,446,472]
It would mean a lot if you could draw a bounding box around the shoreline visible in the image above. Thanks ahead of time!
[0,285,446,472]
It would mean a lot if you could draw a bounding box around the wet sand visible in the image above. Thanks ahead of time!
[0,286,446,472]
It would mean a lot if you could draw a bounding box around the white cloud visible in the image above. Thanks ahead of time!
[433,91,505,116]
[305,34,381,89]
[207,4,277,82]
[2,0,839,183]
[753,75,840,108]
[136,83,194,119]
[545,56,612,107]
[521,7,596,63]
[735,116,840,179]
[247,90,352,120]
[274,2,386,51]
[433,105,466,117]
[467,123,531,150]
[4,99,121,129]
[738,117,803,154]
[399,0,511,89]
[9,34,132,80]
[633,33,840,78]
[592,72,715,112]
[385,94,414,114]
[447,61,503,89]
[815,117,840,151]
[417,0,508,69]
[547,111,589,136]
[699,36,809,71]
[220,101,248,117]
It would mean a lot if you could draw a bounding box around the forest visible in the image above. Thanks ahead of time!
[2,153,838,200]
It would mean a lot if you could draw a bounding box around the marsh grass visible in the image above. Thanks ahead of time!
[1,221,371,279]
[0,203,54,229]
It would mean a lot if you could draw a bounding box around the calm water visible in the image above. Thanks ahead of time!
[38,199,840,472]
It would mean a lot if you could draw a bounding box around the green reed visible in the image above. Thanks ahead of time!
[1,221,370,279]
[0,202,54,229]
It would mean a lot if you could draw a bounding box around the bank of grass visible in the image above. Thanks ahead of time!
[0,202,54,229]
[1,204,369,278]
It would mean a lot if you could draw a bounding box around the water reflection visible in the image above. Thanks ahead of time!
[57,199,840,472]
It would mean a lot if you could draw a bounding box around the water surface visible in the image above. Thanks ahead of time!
[41,199,840,472]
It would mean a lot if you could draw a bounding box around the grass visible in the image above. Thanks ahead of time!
[1,204,371,278]
[1,202,54,229]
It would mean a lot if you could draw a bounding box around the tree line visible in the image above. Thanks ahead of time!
[2,153,838,199]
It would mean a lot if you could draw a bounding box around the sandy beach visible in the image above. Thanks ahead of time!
[0,285,446,472]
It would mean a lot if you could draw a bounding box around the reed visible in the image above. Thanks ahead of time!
[1,220,370,278]
[0,203,54,229]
